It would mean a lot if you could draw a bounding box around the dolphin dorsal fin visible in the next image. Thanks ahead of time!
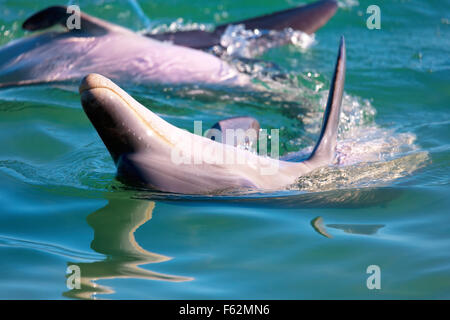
[22,6,123,36]
[306,36,346,166]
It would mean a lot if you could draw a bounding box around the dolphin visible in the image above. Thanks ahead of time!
[147,0,338,49]
[0,6,248,87]
[0,1,337,88]
[79,37,346,194]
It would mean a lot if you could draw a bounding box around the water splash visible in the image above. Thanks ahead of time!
[338,0,360,9]
[302,92,376,140]
[0,22,21,46]
[278,86,427,191]
[144,17,213,34]
[217,24,315,58]
[293,152,429,192]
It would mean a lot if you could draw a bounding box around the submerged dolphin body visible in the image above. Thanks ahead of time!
[80,37,346,194]
[0,1,337,88]
[0,7,247,87]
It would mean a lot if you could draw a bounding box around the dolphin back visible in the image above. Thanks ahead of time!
[215,0,338,35]
[147,0,338,49]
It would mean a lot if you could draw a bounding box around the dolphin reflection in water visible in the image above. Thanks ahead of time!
[63,199,192,300]
[311,216,385,239]
[62,186,400,299]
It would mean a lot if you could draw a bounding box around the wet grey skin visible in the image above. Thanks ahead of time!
[80,37,346,195]
[0,1,337,88]
[0,6,247,87]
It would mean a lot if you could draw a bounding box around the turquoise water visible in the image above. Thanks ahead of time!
[0,0,449,299]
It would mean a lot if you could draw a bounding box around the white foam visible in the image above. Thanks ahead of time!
[337,0,360,9]
[144,18,213,34]
[219,24,316,58]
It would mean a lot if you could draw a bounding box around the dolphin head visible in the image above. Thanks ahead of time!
[79,73,259,193]
[80,74,176,165]
[79,73,276,193]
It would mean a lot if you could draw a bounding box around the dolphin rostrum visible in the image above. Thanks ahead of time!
[80,37,346,194]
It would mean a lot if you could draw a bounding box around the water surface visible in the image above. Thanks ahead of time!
[0,0,449,299]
